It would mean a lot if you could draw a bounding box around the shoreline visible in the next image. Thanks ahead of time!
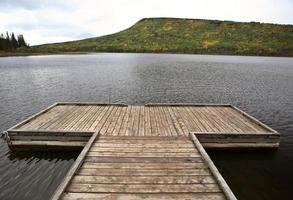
[0,51,92,57]
[1,51,292,58]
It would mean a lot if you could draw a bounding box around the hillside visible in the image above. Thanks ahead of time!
[17,18,293,56]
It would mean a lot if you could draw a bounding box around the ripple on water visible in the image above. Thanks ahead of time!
[0,53,292,200]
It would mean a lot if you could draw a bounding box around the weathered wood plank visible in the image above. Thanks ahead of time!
[8,140,86,147]
[64,106,92,131]
[93,106,115,132]
[145,106,152,136]
[225,107,265,133]
[21,105,67,130]
[207,107,239,133]
[78,168,210,176]
[84,156,203,163]
[88,147,198,153]
[175,107,197,133]
[92,143,196,148]
[192,107,219,132]
[81,162,206,169]
[154,106,166,136]
[104,106,121,135]
[202,107,228,132]
[149,107,159,136]
[86,152,201,157]
[70,106,95,130]
[119,106,131,136]
[187,107,211,132]
[94,139,193,144]
[10,135,89,141]
[126,106,135,136]
[161,106,178,136]
[183,107,206,132]
[88,106,109,131]
[231,105,278,133]
[145,103,231,107]
[112,106,127,136]
[71,175,215,184]
[98,136,189,140]
[158,106,173,136]
[62,193,226,200]
[57,102,127,106]
[170,107,189,136]
[201,142,279,148]
[67,183,221,193]
[139,106,145,136]
[76,106,102,130]
[100,106,119,135]
[133,106,140,136]
[49,106,84,130]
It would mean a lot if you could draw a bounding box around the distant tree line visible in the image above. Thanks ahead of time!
[0,32,29,51]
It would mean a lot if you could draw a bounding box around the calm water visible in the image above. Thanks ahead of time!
[0,53,292,200]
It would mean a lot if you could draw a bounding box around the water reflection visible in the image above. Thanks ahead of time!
[0,140,77,200]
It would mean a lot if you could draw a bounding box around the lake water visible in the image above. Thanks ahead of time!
[0,53,292,200]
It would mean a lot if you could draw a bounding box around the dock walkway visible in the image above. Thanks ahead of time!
[4,102,281,200]
[7,103,280,149]
[52,134,236,200]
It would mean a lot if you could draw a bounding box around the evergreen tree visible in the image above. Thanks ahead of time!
[6,32,12,50]
[0,32,28,50]
[11,32,18,49]
[0,34,5,50]
[17,34,28,47]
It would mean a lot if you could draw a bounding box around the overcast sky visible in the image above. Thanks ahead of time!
[0,0,292,45]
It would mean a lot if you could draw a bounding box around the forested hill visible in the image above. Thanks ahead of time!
[24,18,293,56]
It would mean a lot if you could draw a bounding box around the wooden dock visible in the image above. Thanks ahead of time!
[51,134,236,200]
[6,102,280,149]
[3,102,281,200]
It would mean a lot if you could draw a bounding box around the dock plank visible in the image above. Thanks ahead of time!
[112,106,126,136]
[67,183,221,193]
[71,175,215,184]
[126,106,135,136]
[41,106,78,130]
[54,135,237,200]
[82,106,103,130]
[88,106,109,131]
[10,103,278,150]
[62,193,226,200]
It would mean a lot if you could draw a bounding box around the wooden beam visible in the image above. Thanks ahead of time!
[56,102,128,106]
[7,102,58,131]
[8,140,86,147]
[145,103,231,107]
[8,141,86,151]
[62,192,226,200]
[190,133,237,200]
[231,105,279,134]
[8,130,93,137]
[201,142,279,149]
[191,132,280,148]
[50,131,99,200]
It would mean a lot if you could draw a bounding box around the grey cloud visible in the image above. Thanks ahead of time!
[5,19,94,38]
[76,32,96,39]
[5,23,36,30]
[0,0,78,11]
